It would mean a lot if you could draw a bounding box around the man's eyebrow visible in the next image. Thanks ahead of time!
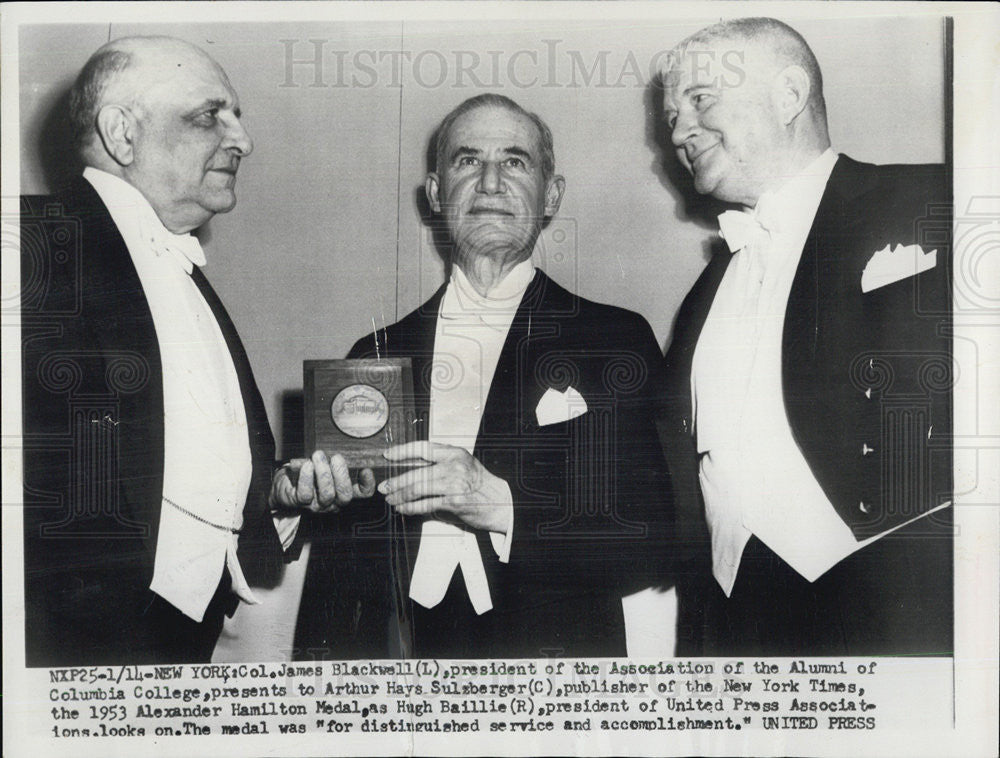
[449,145,481,162]
[448,145,534,163]
[502,147,533,162]
[184,97,233,116]
[683,84,716,97]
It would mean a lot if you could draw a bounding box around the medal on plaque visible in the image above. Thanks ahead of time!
[304,358,417,470]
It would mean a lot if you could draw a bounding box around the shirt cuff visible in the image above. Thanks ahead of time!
[272,511,301,552]
[488,481,514,563]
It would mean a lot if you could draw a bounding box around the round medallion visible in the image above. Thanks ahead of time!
[330,384,389,439]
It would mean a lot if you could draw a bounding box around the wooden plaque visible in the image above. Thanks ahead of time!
[304,358,416,469]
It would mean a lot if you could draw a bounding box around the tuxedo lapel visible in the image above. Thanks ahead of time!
[663,251,731,430]
[189,267,274,460]
[477,270,550,441]
[470,271,562,577]
[381,273,548,446]
[784,155,875,370]
[385,284,445,437]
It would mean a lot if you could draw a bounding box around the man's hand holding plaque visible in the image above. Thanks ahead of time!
[269,442,512,533]
[378,441,513,533]
[269,450,376,513]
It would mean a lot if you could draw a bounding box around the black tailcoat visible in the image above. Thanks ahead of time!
[21,178,280,666]
[659,156,953,656]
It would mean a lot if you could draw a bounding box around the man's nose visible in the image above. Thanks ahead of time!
[475,161,504,194]
[670,108,697,148]
[224,115,253,157]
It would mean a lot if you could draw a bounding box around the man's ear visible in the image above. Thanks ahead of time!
[774,64,811,126]
[544,174,566,216]
[425,172,442,213]
[95,105,136,166]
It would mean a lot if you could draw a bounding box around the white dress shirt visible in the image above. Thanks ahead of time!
[83,167,259,621]
[691,149,873,595]
[407,261,528,613]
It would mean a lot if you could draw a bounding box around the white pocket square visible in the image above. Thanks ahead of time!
[535,386,588,426]
[861,243,937,293]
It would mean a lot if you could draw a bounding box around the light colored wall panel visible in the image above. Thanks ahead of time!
[19,24,112,195]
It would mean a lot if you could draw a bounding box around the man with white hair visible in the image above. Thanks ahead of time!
[275,95,673,658]
[21,36,287,665]
[658,18,952,655]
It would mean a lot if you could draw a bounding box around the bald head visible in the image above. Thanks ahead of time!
[70,37,222,158]
[68,36,252,232]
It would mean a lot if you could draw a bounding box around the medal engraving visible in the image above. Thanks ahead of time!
[330,384,389,438]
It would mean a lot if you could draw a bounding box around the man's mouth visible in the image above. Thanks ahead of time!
[209,163,239,176]
[687,143,719,168]
[469,206,514,217]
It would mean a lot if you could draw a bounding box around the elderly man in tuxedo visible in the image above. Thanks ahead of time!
[273,94,673,659]
[658,17,952,656]
[21,36,291,665]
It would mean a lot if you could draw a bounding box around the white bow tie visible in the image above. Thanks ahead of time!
[144,222,207,273]
[717,191,786,253]
[717,209,771,253]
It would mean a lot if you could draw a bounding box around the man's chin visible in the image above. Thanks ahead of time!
[455,225,533,259]
[691,170,718,197]
[203,191,238,215]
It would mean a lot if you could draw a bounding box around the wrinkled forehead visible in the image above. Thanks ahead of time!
[123,46,238,110]
[445,105,542,152]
